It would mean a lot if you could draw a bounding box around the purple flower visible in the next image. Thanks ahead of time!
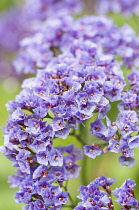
[106,139,120,153]
[127,70,139,85]
[84,145,103,159]
[118,156,135,167]
[14,191,32,204]
[128,135,139,149]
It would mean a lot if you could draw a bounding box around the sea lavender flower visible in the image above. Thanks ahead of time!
[2,3,139,209]
[4,36,131,181]
[14,15,74,74]
[1,36,127,208]
[75,176,139,210]
[0,0,83,80]
[14,14,139,76]
[6,24,139,174]
[74,175,116,210]
[1,139,83,209]
[113,179,139,208]
[0,0,82,53]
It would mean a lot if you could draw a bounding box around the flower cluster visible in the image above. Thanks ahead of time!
[91,110,139,167]
[14,15,74,74]
[10,13,139,168]
[1,112,83,209]
[113,179,139,209]
[2,37,138,208]
[75,175,116,210]
[75,176,139,210]
[0,0,82,52]
[14,14,139,75]
[1,0,139,210]
[7,41,128,158]
[0,0,82,79]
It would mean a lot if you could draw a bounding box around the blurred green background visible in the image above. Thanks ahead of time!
[0,0,18,11]
[0,1,139,210]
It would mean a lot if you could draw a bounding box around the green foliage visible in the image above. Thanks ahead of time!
[0,0,18,12]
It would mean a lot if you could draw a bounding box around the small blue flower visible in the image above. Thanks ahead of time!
[84,145,103,159]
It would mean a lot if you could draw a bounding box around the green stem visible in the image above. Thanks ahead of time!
[69,131,86,146]
[63,205,74,208]
[75,133,86,145]
[67,194,75,208]
[133,14,139,34]
[46,113,53,119]
[63,181,75,208]
[25,147,36,155]
[81,154,88,186]
[79,122,88,186]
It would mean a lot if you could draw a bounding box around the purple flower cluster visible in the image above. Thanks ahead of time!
[0,0,83,79]
[14,15,74,74]
[2,1,139,209]
[0,24,126,207]
[75,175,115,210]
[90,110,139,167]
[3,12,139,208]
[14,15,137,169]
[14,14,139,75]
[113,179,139,209]
[0,0,82,52]
[96,0,139,16]
[7,47,124,139]
[103,70,139,167]
[75,176,139,210]
[1,116,83,209]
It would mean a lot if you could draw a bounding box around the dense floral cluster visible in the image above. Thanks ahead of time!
[14,14,139,75]
[0,0,82,52]
[11,14,139,169]
[1,0,139,210]
[96,0,139,16]
[14,15,74,74]
[75,175,116,210]
[0,0,82,79]
[2,36,139,207]
[75,176,139,210]
[1,111,83,209]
